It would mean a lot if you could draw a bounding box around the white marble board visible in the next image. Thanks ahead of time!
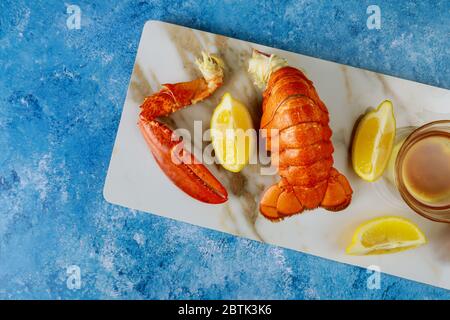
[104,21,450,290]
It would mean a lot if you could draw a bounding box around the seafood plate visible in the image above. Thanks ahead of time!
[104,21,450,290]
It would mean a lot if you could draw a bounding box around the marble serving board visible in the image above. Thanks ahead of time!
[104,21,450,290]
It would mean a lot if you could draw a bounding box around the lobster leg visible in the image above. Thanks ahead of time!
[139,119,228,204]
[138,52,228,204]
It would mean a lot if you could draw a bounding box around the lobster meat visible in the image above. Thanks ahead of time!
[139,52,228,204]
[249,50,352,220]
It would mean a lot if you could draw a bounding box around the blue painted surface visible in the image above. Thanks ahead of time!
[0,0,449,299]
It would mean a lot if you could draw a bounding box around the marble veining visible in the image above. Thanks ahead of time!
[2,0,450,299]
[105,21,450,291]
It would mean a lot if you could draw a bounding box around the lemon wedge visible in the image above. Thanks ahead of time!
[210,93,254,172]
[346,216,427,255]
[352,100,396,181]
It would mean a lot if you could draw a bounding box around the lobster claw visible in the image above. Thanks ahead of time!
[139,118,228,204]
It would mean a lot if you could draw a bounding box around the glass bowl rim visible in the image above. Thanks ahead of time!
[395,120,450,223]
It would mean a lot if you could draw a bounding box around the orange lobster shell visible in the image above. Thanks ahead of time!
[139,53,228,204]
[259,66,353,220]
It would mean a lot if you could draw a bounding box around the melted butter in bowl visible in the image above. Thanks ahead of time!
[402,134,450,207]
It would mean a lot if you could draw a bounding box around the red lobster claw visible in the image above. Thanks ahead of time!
[139,119,228,204]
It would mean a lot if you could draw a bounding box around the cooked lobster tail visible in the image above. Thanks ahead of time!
[249,50,352,220]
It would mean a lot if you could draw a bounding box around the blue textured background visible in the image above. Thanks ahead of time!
[0,0,449,299]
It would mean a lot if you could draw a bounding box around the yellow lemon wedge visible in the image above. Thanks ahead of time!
[352,100,396,182]
[210,93,254,172]
[346,216,427,255]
